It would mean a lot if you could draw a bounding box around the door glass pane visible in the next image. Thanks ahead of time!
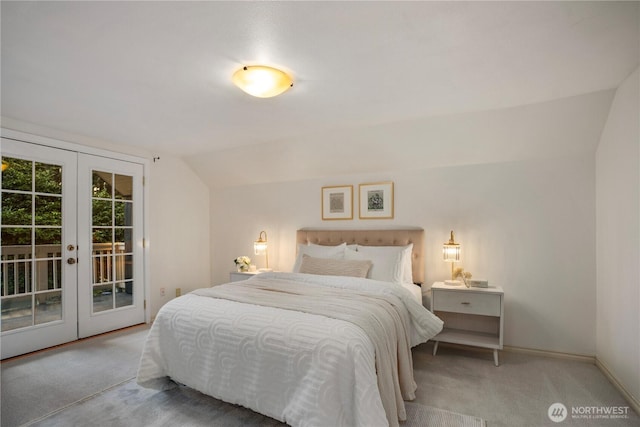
[1,157,32,191]
[2,158,65,332]
[92,254,111,284]
[114,228,132,251]
[1,227,32,246]
[92,200,112,226]
[0,256,32,296]
[1,295,32,332]
[93,284,114,313]
[35,163,62,194]
[114,202,132,226]
[115,255,133,281]
[114,175,132,200]
[35,195,62,225]
[115,281,133,308]
[35,291,62,325]
[1,192,32,225]
[93,227,112,244]
[35,228,61,247]
[35,259,62,291]
[90,170,135,314]
[92,172,112,198]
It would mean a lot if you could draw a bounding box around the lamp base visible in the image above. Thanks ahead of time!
[444,280,463,286]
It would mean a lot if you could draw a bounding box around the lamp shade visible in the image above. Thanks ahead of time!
[232,65,293,98]
[443,230,461,262]
[443,245,461,262]
[254,234,267,255]
[254,231,269,269]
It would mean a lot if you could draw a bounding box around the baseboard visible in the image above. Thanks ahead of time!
[595,358,640,416]
[503,345,595,364]
[503,346,639,415]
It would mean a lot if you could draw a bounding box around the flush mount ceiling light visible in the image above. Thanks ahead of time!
[232,65,293,98]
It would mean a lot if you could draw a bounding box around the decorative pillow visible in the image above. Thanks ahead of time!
[292,242,347,272]
[346,244,413,284]
[299,255,372,278]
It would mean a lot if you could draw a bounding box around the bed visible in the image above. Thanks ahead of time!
[137,229,443,427]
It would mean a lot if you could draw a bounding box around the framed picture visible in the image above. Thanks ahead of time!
[321,185,353,220]
[359,182,394,219]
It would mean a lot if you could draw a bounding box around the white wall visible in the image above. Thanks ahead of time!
[148,156,210,317]
[595,67,639,405]
[209,92,614,356]
[211,153,597,355]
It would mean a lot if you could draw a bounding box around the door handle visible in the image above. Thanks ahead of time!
[67,258,77,265]
[67,244,75,251]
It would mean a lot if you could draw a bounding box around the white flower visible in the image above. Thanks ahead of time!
[234,256,251,266]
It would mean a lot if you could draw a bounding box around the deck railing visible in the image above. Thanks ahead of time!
[1,243,126,297]
[92,242,126,284]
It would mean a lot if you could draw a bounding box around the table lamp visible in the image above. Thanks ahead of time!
[254,230,271,271]
[443,230,461,284]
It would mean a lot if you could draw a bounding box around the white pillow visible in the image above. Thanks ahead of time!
[347,244,413,285]
[292,242,347,272]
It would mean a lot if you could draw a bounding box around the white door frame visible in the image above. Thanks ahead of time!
[1,128,150,329]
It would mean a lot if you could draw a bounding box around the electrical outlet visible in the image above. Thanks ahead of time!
[160,287,165,297]
[175,288,182,297]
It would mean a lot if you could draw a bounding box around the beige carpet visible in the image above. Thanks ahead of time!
[3,325,638,427]
[24,377,486,427]
[1,324,150,427]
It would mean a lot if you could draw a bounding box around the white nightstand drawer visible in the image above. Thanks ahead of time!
[433,291,501,317]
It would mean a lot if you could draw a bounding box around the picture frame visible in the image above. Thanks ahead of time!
[359,181,394,219]
[321,185,353,220]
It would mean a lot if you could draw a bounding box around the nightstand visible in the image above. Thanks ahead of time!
[229,271,260,282]
[430,282,504,366]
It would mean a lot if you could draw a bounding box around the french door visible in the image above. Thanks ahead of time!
[1,140,77,358]
[77,153,144,338]
[1,139,145,359]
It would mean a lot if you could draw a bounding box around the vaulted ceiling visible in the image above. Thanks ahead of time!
[2,1,638,187]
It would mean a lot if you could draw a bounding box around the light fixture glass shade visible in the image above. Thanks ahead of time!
[254,230,269,269]
[232,65,293,98]
[254,240,267,255]
[443,245,461,262]
[442,230,461,262]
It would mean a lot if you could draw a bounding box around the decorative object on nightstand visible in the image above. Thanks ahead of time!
[430,281,504,366]
[443,230,462,285]
[467,279,489,288]
[234,256,251,272]
[254,230,272,271]
[453,267,473,288]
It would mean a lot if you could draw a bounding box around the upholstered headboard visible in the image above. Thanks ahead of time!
[296,229,425,284]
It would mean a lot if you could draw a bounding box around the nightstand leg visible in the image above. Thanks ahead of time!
[493,349,499,366]
[433,341,439,356]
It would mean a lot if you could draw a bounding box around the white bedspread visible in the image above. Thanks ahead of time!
[137,272,443,427]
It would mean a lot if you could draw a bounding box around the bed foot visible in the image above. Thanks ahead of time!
[432,341,439,356]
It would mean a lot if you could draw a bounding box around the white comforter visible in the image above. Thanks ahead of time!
[137,272,443,427]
